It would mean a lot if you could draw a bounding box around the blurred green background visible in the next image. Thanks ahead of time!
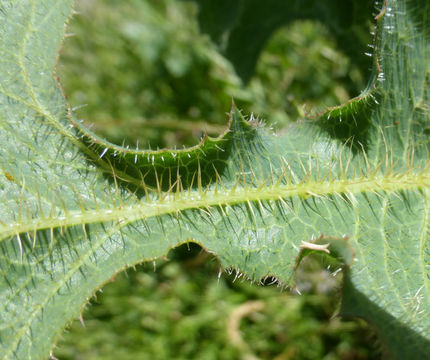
[55,0,380,358]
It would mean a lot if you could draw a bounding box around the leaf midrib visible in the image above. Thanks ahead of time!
[3,172,429,242]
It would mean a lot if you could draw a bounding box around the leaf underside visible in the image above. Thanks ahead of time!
[0,0,429,359]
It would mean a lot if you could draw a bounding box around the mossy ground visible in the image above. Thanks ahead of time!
[55,244,379,360]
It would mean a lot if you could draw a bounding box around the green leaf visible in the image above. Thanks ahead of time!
[0,0,429,359]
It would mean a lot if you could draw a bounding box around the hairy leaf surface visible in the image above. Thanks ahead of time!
[0,0,429,359]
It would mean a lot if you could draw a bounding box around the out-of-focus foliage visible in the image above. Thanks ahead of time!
[188,0,374,84]
[59,0,368,147]
[246,21,368,128]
